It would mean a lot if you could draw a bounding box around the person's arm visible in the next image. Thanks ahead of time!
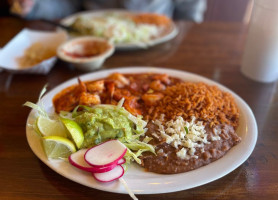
[10,0,35,17]
[10,0,82,20]
[83,0,175,18]
[173,0,207,22]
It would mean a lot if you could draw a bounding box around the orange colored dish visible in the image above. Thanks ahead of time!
[131,13,171,26]
[53,73,181,115]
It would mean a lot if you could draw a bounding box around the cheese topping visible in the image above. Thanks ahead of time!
[154,116,220,160]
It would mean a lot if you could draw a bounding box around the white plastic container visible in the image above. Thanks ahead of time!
[0,29,67,74]
[241,0,278,83]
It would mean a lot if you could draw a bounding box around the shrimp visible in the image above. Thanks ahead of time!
[77,78,87,93]
[86,80,105,93]
[108,73,130,88]
[149,80,166,91]
[113,88,131,101]
[142,93,164,106]
[79,92,101,106]
[106,81,115,99]
[153,74,171,85]
[123,96,142,116]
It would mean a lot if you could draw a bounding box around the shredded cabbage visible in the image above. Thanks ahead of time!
[70,14,161,45]
[23,84,49,118]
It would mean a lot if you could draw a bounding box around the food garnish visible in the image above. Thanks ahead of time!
[93,165,125,183]
[84,140,127,167]
[42,135,76,159]
[69,140,127,182]
[60,117,84,149]
[36,115,67,137]
[184,126,189,134]
[69,149,121,173]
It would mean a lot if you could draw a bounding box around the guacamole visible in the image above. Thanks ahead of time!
[75,106,136,147]
[71,104,154,164]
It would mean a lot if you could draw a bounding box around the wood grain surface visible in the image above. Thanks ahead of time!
[0,17,277,200]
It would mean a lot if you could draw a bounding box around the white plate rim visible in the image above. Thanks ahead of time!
[26,66,257,194]
[59,9,179,50]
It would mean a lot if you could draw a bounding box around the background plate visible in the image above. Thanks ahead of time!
[60,10,179,50]
[26,67,257,194]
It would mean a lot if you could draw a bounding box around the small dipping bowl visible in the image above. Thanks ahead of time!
[57,36,114,71]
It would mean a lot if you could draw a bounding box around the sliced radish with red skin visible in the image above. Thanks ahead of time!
[93,165,124,182]
[85,140,127,167]
[118,158,126,165]
[69,149,117,173]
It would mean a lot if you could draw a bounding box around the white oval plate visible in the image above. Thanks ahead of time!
[26,67,257,194]
[60,10,179,50]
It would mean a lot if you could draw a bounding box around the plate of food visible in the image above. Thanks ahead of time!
[25,67,257,196]
[59,10,178,50]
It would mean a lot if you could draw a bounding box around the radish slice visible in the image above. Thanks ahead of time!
[69,149,117,173]
[118,158,126,165]
[93,165,124,182]
[85,140,127,167]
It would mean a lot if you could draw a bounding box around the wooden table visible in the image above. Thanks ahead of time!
[0,17,277,200]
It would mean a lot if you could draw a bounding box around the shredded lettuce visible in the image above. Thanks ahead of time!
[70,15,161,45]
[117,98,125,108]
[23,85,50,136]
[142,136,153,143]
[125,149,142,164]
[124,141,155,154]
[23,84,49,118]
[71,105,93,118]
[59,111,73,120]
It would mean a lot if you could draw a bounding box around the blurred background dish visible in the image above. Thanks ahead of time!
[59,9,178,50]
[57,36,115,71]
[0,28,67,74]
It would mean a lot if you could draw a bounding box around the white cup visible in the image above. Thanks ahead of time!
[241,0,278,83]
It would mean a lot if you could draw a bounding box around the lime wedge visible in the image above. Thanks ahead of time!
[36,116,68,137]
[42,136,76,159]
[60,118,84,149]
